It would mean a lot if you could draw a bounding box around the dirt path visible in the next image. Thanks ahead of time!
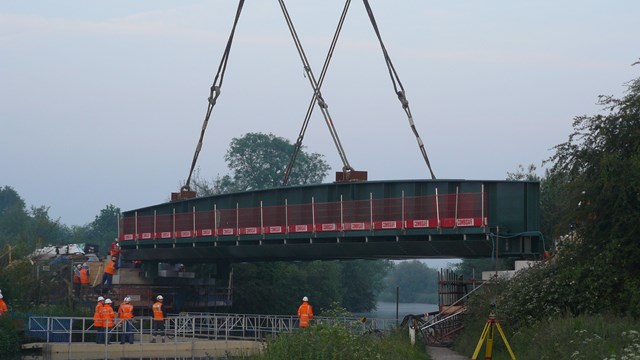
[426,346,469,360]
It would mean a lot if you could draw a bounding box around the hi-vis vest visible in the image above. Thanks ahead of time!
[119,303,134,319]
[297,302,314,327]
[0,299,8,316]
[93,303,104,327]
[80,268,89,284]
[152,302,164,320]
[105,261,116,275]
[101,305,115,328]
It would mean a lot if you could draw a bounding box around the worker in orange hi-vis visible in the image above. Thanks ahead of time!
[94,296,105,344]
[101,299,116,344]
[297,296,314,328]
[0,293,8,317]
[100,257,117,293]
[118,296,135,344]
[151,295,167,343]
[80,264,90,299]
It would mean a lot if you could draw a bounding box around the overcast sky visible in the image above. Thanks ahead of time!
[2,1,638,233]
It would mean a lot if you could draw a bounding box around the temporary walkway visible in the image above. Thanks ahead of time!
[26,313,396,358]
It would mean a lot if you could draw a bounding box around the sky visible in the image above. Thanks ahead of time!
[2,0,638,238]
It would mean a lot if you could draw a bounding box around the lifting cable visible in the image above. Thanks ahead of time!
[362,0,436,180]
[277,0,354,179]
[182,0,245,192]
[282,0,352,185]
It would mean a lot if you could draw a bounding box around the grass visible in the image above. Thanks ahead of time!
[453,314,640,360]
[250,323,430,360]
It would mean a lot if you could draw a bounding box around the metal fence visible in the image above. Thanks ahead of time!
[28,313,398,344]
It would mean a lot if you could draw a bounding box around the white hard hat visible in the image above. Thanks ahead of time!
[124,296,131,303]
[302,296,308,302]
[97,296,105,302]
[0,294,3,299]
[105,299,112,304]
[156,295,163,301]
[76,264,82,268]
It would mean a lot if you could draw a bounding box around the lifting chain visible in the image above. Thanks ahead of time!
[362,0,436,179]
[282,0,353,185]
[182,0,245,192]
[277,0,355,183]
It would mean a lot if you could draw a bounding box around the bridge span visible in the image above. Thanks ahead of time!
[119,180,543,263]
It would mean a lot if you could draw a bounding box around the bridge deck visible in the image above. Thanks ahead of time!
[120,180,543,261]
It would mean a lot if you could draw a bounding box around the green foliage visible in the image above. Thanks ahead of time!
[75,204,120,255]
[340,260,391,312]
[0,317,20,356]
[232,260,391,314]
[506,163,541,181]
[253,324,428,360]
[0,186,73,258]
[201,132,330,194]
[379,260,439,303]
[545,74,640,316]
[454,306,640,360]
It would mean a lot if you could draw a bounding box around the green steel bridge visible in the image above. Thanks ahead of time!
[119,179,543,263]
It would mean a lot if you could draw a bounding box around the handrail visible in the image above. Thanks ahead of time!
[27,313,398,344]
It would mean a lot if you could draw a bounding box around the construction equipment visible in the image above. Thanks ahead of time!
[471,303,516,360]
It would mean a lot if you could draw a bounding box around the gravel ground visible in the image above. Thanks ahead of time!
[426,346,470,360]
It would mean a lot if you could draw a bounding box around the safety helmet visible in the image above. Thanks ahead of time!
[76,264,82,269]
[124,296,131,303]
[97,296,105,302]
[302,296,309,302]
[105,299,112,304]
[0,294,3,299]
[156,295,163,301]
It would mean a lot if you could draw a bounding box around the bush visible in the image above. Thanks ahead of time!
[252,323,428,360]
[0,317,20,356]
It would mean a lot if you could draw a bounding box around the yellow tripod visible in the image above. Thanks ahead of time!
[471,305,516,360]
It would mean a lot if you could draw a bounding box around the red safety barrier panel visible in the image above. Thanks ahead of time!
[119,192,488,240]
[343,222,371,231]
[218,228,236,236]
[372,220,402,230]
[239,227,260,235]
[289,224,312,233]
[441,218,456,228]
[405,219,429,228]
[264,226,285,234]
[196,229,214,237]
[316,223,341,232]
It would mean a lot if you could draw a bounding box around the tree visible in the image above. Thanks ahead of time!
[207,133,330,194]
[546,72,640,316]
[0,186,29,249]
[81,204,120,255]
[341,260,392,312]
[380,260,439,303]
[505,164,541,181]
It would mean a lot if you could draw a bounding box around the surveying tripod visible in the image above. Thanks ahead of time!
[471,304,516,360]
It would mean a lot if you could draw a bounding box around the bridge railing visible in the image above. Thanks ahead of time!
[27,313,398,344]
[121,191,487,241]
